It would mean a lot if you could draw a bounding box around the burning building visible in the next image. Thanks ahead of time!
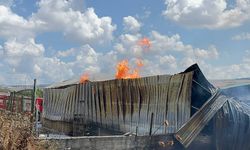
[42,64,250,150]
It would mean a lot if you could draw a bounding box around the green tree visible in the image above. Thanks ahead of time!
[36,88,43,98]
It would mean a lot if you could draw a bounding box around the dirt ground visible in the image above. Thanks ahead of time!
[0,110,58,150]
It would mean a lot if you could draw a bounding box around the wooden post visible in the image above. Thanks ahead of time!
[7,93,11,110]
[21,96,24,112]
[149,113,154,136]
[12,91,15,112]
[9,92,14,112]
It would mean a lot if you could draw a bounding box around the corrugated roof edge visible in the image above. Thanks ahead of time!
[46,78,80,89]
[46,64,203,89]
[174,89,228,148]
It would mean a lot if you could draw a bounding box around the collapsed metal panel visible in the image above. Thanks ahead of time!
[174,90,228,148]
[214,99,250,150]
[175,93,250,150]
[182,64,216,115]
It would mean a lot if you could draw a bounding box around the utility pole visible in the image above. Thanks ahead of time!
[30,79,36,132]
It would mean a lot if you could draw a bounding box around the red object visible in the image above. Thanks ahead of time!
[0,95,8,109]
[36,98,43,112]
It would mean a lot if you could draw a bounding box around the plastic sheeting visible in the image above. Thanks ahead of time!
[214,99,250,150]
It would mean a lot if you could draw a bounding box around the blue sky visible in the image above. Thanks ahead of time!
[0,0,250,85]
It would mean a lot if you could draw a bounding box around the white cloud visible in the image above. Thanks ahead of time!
[112,30,219,76]
[32,0,116,44]
[36,57,74,82]
[2,38,44,69]
[57,48,75,57]
[75,45,99,64]
[4,38,44,57]
[201,63,250,79]
[163,0,250,29]
[0,0,116,44]
[232,32,250,40]
[0,0,118,84]
[0,5,42,40]
[150,31,193,54]
[2,0,250,83]
[158,55,177,69]
[114,33,143,57]
[123,16,141,33]
[34,64,42,76]
[149,31,219,60]
[0,39,74,84]
[194,46,219,59]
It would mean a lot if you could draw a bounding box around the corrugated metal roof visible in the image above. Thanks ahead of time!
[46,78,80,89]
[211,79,250,89]
[174,90,228,148]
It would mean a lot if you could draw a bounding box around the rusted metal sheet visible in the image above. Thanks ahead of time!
[43,72,194,135]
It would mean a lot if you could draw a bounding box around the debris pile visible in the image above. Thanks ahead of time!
[0,110,57,150]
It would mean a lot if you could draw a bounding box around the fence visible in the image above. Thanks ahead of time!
[0,93,32,113]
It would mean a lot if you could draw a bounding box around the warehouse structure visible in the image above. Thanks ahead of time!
[42,64,250,150]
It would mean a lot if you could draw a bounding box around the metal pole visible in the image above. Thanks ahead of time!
[31,79,37,115]
[136,126,138,136]
[35,100,39,134]
[12,91,15,112]
[149,113,154,136]
[30,79,36,132]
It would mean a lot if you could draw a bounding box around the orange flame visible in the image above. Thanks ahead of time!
[138,37,151,49]
[115,59,143,79]
[136,59,144,67]
[80,73,89,83]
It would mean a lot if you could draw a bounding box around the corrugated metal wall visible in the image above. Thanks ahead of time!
[43,72,193,135]
[43,85,78,121]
